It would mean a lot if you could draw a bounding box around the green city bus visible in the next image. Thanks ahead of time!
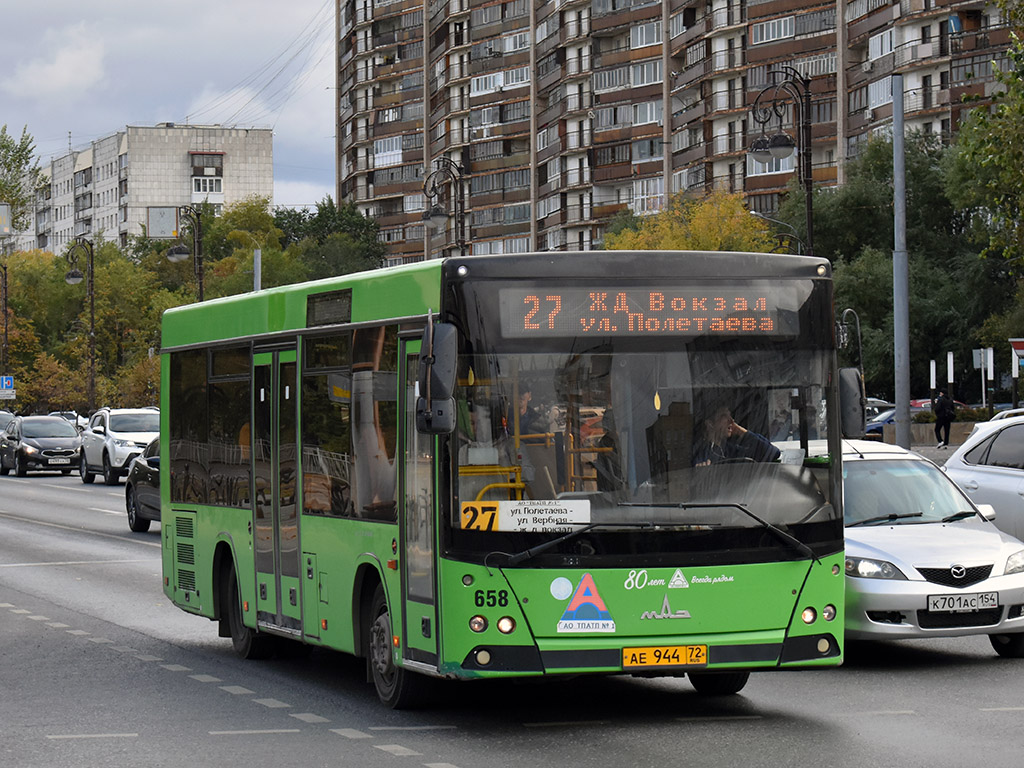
[160,251,860,708]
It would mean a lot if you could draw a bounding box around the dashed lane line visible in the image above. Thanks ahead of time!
[331,728,372,739]
[0,510,161,548]
[209,729,302,736]
[0,558,156,568]
[375,745,423,757]
[291,713,330,723]
[47,733,139,740]
[370,726,459,731]
[189,674,223,683]
[253,698,291,709]
[220,685,255,695]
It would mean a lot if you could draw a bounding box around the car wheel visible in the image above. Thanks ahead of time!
[126,486,151,533]
[80,456,95,484]
[687,670,750,695]
[15,453,27,477]
[368,583,427,709]
[990,632,1024,658]
[226,562,276,660]
[102,453,119,485]
[0,457,8,476]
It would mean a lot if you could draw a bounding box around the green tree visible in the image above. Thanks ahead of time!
[0,125,42,231]
[274,197,386,279]
[945,33,1024,260]
[604,191,777,252]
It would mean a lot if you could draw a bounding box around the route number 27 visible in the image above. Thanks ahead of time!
[460,502,499,531]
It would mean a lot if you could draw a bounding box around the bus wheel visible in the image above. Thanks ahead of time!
[368,584,426,709]
[226,563,275,660]
[688,670,750,695]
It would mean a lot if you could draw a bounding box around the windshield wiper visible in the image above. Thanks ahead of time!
[623,501,819,563]
[941,510,977,523]
[502,522,654,566]
[847,512,923,528]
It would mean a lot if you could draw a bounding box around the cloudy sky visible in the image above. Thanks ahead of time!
[1,0,336,209]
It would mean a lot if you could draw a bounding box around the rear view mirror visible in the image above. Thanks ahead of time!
[416,318,458,434]
[839,367,866,438]
[976,503,996,522]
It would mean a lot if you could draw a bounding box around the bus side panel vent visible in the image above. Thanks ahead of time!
[173,512,198,600]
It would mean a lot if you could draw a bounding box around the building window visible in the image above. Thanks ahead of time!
[868,29,894,61]
[751,16,794,45]
[630,21,661,49]
[632,100,663,126]
[632,177,664,213]
[868,76,893,108]
[746,154,795,176]
[374,136,402,167]
[193,177,223,194]
[631,59,663,86]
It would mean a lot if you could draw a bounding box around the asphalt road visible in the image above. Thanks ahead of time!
[3,472,1024,767]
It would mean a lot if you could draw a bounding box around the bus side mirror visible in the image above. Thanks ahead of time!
[839,367,866,438]
[416,322,458,434]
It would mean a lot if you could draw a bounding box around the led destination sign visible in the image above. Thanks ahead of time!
[499,285,800,338]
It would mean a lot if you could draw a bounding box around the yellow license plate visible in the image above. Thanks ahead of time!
[622,644,708,669]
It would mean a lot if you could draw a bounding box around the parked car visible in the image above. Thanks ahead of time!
[80,407,160,485]
[0,410,13,431]
[864,406,926,438]
[991,407,1024,421]
[943,415,1024,542]
[843,440,1024,657]
[910,397,969,410]
[124,438,160,533]
[48,410,88,429]
[0,415,81,476]
[865,398,894,421]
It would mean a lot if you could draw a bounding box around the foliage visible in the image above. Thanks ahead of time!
[944,33,1024,261]
[604,191,777,252]
[0,125,42,231]
[274,197,386,279]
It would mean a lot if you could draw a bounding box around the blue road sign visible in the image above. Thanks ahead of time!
[0,376,13,389]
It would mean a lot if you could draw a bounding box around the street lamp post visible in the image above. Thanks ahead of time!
[422,157,467,257]
[750,210,805,254]
[749,66,814,258]
[65,237,95,413]
[1,262,8,375]
[167,205,204,301]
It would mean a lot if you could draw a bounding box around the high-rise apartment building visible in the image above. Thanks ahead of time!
[25,124,273,254]
[336,0,1009,264]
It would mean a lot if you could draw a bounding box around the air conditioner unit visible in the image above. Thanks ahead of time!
[865,108,875,121]
[861,60,874,73]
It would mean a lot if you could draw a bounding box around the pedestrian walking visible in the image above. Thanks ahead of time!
[934,389,955,448]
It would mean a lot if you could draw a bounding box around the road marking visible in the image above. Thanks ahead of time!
[88,507,122,516]
[220,685,255,695]
[47,733,139,740]
[369,726,458,731]
[209,729,302,736]
[134,654,162,661]
[675,715,764,723]
[331,728,371,739]
[291,713,329,723]
[0,602,13,607]
[980,707,1024,711]
[424,764,462,768]
[0,559,156,568]
[87,637,114,644]
[189,674,222,683]
[66,630,90,636]
[9,608,30,614]
[47,622,70,628]
[523,720,610,728]
[0,511,161,548]
[112,646,140,653]
[27,615,50,620]
[375,745,422,756]
[160,664,192,672]
[253,698,291,709]
[850,710,916,716]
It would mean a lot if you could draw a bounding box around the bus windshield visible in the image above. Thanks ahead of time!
[447,278,841,565]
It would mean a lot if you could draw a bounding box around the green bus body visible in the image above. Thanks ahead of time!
[160,251,845,707]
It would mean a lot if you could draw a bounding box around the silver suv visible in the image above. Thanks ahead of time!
[80,407,159,485]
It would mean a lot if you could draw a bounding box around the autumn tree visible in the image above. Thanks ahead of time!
[0,125,42,231]
[604,191,777,252]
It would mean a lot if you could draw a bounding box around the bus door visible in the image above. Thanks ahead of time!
[252,344,302,634]
[399,337,438,666]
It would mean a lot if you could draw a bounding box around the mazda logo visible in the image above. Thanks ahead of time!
[950,564,967,579]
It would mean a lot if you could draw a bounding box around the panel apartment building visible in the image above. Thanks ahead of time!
[337,0,1009,264]
[26,124,273,254]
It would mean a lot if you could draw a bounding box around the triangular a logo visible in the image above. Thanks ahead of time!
[668,569,689,588]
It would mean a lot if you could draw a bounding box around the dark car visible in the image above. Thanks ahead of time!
[0,415,82,476]
[0,410,14,431]
[125,438,160,532]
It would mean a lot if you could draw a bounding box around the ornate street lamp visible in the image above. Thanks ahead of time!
[167,205,204,301]
[1,262,8,375]
[749,66,815,258]
[65,237,95,412]
[422,157,467,257]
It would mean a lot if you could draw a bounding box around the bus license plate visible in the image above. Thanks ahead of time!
[927,592,997,613]
[622,644,707,669]
[49,458,71,465]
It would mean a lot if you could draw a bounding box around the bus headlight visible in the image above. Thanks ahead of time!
[496,617,516,634]
[469,615,487,633]
[822,604,837,622]
[801,607,817,624]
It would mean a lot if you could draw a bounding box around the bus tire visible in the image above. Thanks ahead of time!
[368,583,426,709]
[687,670,750,696]
[226,563,276,660]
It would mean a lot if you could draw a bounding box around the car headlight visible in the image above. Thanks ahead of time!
[845,556,907,580]
[1006,550,1024,576]
[113,438,134,448]
[22,444,38,455]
